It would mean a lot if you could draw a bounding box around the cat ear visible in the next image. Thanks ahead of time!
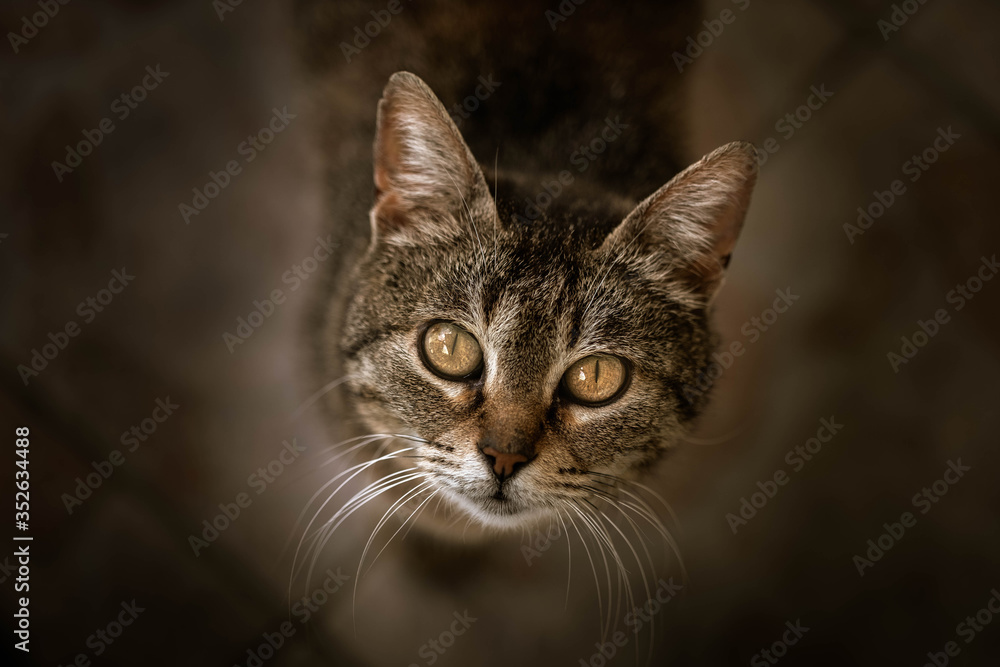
[600,141,758,303]
[371,71,493,245]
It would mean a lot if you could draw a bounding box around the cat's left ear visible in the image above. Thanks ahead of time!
[600,141,758,303]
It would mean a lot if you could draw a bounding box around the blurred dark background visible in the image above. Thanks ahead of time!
[2,0,999,665]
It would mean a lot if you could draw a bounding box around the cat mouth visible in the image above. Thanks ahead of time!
[432,468,549,525]
[482,494,524,515]
[445,484,531,520]
[481,482,544,516]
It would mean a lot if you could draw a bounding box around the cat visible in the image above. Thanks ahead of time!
[331,70,757,535]
[296,0,756,663]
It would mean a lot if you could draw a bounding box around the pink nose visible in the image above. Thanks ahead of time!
[480,446,530,481]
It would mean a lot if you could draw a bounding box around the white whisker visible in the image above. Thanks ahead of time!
[353,479,436,629]
[289,446,418,593]
[555,510,572,611]
[290,374,355,420]
[305,468,428,593]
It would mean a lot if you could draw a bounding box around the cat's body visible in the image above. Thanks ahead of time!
[296,1,756,663]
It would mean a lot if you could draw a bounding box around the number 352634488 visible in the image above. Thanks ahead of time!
[15,427,29,527]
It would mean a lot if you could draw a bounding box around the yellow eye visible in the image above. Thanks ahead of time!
[421,322,484,380]
[562,355,628,405]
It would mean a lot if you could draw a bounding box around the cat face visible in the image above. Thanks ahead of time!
[338,72,756,530]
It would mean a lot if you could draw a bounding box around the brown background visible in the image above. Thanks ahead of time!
[2,0,999,665]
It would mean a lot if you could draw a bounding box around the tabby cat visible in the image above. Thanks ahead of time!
[298,0,756,663]
[331,70,757,534]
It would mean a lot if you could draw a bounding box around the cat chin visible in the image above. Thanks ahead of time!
[436,486,553,533]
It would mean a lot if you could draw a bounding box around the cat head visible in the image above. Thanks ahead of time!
[339,72,757,530]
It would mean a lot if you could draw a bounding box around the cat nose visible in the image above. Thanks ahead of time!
[480,446,530,483]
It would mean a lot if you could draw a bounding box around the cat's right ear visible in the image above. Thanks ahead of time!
[600,141,758,305]
[371,72,493,246]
